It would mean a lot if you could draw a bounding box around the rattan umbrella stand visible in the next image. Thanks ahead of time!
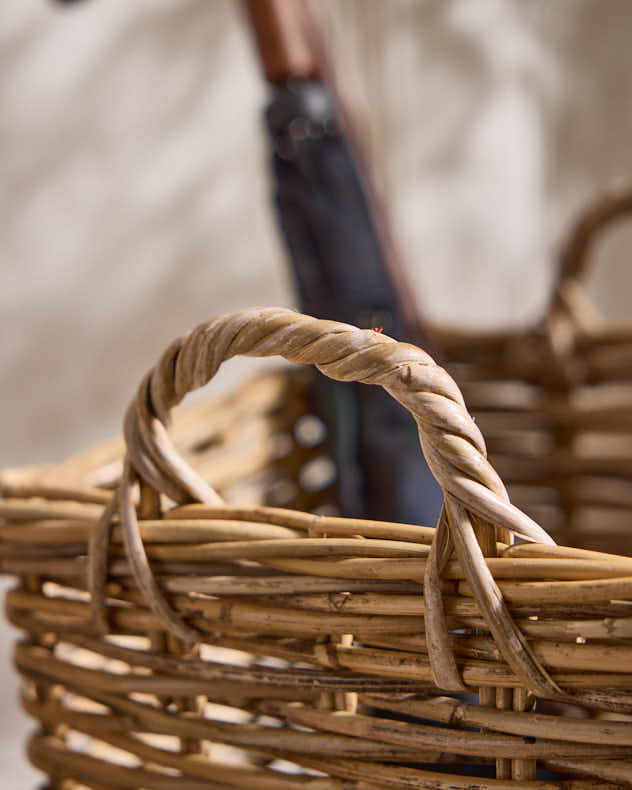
[1,306,631,789]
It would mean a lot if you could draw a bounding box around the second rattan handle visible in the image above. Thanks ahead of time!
[554,183,632,305]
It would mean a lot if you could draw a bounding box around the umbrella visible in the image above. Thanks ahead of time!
[49,0,443,526]
[245,0,443,524]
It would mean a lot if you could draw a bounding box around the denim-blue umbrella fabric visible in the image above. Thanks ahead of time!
[263,77,444,525]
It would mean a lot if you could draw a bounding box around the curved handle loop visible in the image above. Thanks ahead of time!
[124,309,549,541]
[103,308,559,697]
[553,183,632,309]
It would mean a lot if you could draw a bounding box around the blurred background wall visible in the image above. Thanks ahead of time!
[2,0,632,785]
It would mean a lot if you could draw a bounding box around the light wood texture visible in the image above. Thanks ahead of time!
[2,298,632,788]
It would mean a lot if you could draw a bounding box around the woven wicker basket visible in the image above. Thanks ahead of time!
[434,185,632,556]
[2,303,632,789]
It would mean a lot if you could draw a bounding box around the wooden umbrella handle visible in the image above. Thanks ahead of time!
[243,0,322,83]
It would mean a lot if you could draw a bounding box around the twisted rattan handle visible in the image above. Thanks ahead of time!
[130,309,547,532]
[100,308,559,697]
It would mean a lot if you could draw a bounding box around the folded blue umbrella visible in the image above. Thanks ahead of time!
[247,3,443,525]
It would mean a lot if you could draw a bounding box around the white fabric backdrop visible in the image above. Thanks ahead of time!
[2,1,632,785]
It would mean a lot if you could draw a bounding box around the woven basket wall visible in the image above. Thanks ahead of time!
[434,186,632,556]
[1,300,632,790]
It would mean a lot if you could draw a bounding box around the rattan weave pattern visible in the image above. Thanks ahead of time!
[2,298,632,787]
[434,185,632,556]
